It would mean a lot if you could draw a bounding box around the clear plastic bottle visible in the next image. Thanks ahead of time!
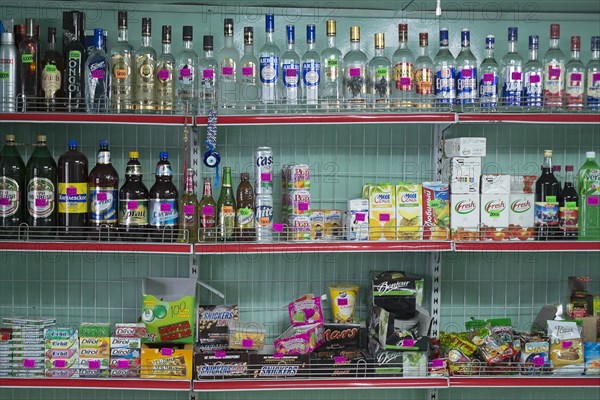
[479,35,499,109]
[343,26,368,107]
[523,35,543,109]
[543,24,566,108]
[577,151,600,241]
[301,24,320,107]
[391,23,414,107]
[565,36,585,109]
[280,25,301,106]
[433,28,456,106]
[500,27,523,107]
[368,33,391,108]
[258,14,280,105]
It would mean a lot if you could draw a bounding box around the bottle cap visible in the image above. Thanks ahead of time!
[544,149,553,158]
[37,135,46,142]
[350,26,360,42]
[461,28,470,47]
[586,151,596,158]
[118,11,127,29]
[529,35,539,50]
[286,25,295,44]
[593,36,600,52]
[160,151,168,159]
[565,165,574,172]
[94,28,104,49]
[419,32,428,47]
[508,27,518,41]
[162,25,171,44]
[485,35,495,49]
[240,172,249,180]
[571,35,580,51]
[182,25,193,41]
[326,19,336,36]
[99,139,109,148]
[129,151,139,158]
[439,28,449,46]
[306,24,315,44]
[265,14,274,33]
[142,18,151,36]
[48,26,57,39]
[26,18,35,37]
[550,24,560,40]
[244,27,254,45]
[68,139,78,148]
[203,35,213,51]
[224,18,234,36]
[0,32,14,45]
[374,32,385,49]
[398,23,408,42]
[6,134,15,142]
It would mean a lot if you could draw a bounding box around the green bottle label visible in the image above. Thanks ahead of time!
[546,196,557,203]
[45,64,57,73]
[22,53,33,64]
[376,67,388,77]
[565,201,577,209]
[69,50,81,60]
[0,72,9,80]
[326,59,338,68]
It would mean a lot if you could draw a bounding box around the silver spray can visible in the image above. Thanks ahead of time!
[0,33,17,112]
[254,146,273,194]
[255,194,273,241]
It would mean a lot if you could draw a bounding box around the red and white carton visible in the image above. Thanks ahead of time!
[481,174,511,194]
[508,193,535,241]
[450,194,480,240]
[480,194,510,240]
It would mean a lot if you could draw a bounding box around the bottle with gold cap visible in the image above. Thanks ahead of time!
[25,135,57,235]
[0,134,26,230]
[392,23,415,107]
[368,33,391,107]
[343,26,368,107]
[119,151,148,241]
[320,19,342,108]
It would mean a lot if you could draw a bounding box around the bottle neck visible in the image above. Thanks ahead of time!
[142,35,151,47]
[184,40,193,50]
[350,40,360,51]
[224,35,233,48]
[307,42,315,51]
[203,181,212,197]
[565,170,574,184]
[287,41,295,51]
[508,40,517,53]
[327,35,336,48]
[485,48,494,59]
[47,38,56,51]
[243,43,254,55]
[549,38,559,49]
[205,49,213,58]
[185,176,194,192]
[543,156,553,171]
[118,28,128,43]
[163,43,171,54]
[529,49,538,61]
[398,40,407,50]
[419,45,428,57]
[374,47,384,56]
[593,50,600,60]
[570,49,580,60]
[266,31,274,44]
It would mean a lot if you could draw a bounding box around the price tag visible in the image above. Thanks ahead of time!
[593,73,600,82]
[160,203,172,212]
[461,69,472,78]
[184,205,195,215]
[215,350,226,359]
[337,298,348,306]
[158,69,170,80]
[23,359,35,368]
[272,223,284,233]
[483,73,494,82]
[180,68,191,78]
[66,187,77,196]
[88,360,100,369]
[511,71,522,80]
[430,200,441,208]
[298,202,309,211]
[202,205,214,215]
[160,348,173,356]
[533,356,545,366]
[562,340,572,349]
[273,352,284,358]
[432,359,444,368]
[546,196,557,203]
[549,67,561,79]
[399,77,411,86]
[571,73,582,82]
[203,69,214,79]
[588,196,599,206]
[489,211,500,218]
[242,67,253,76]
[97,192,107,201]
[261,172,272,182]
[242,339,253,348]
[0,198,9,206]
[222,66,234,76]
[349,67,361,77]
[379,213,390,222]
[285,68,297,77]
[54,359,66,368]
[35,198,47,207]
[127,201,138,210]
[334,356,346,364]
[402,339,415,347]
[117,359,129,369]
[92,69,105,79]
[565,201,577,209]
[355,213,365,222]
[530,74,541,83]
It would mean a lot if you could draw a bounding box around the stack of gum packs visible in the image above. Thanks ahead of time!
[3,317,54,377]
[44,327,79,378]
[78,323,110,378]
[109,323,144,378]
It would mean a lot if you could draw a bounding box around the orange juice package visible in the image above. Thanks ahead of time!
[422,182,450,240]
[368,184,396,241]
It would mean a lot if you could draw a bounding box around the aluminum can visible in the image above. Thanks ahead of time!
[254,147,273,194]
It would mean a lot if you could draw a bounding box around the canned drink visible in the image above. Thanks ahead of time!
[289,215,311,241]
[255,147,274,194]
[255,194,273,241]
[286,164,310,190]
[288,190,311,215]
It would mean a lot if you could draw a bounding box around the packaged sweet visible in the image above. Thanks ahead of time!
[517,332,550,374]
[329,284,359,323]
[197,305,238,350]
[309,349,370,378]
[403,352,428,377]
[321,322,367,351]
[140,343,193,379]
[465,320,516,365]
[288,294,324,326]
[369,305,430,351]
[367,336,403,376]
[487,318,513,346]
[274,323,325,355]
[228,321,265,351]
[440,332,478,375]
[548,320,584,374]
[195,350,248,379]
[114,323,146,339]
[248,350,309,379]
[79,323,110,338]
[584,342,600,375]
[370,271,424,319]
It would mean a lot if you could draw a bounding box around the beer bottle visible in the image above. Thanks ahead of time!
[57,139,88,236]
[118,151,148,241]
[236,172,255,241]
[178,168,198,243]
[217,167,236,241]
[0,134,26,235]
[88,139,119,240]
[149,152,178,242]
[25,135,57,237]
[198,177,217,242]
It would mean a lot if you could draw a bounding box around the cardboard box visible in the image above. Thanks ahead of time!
[195,350,248,379]
[274,323,325,355]
[444,137,487,157]
[450,194,480,239]
[442,157,481,194]
[79,337,109,348]
[140,344,193,380]
[310,210,325,240]
[78,368,109,378]
[344,199,369,241]
[508,193,535,241]
[422,182,450,240]
[45,368,80,378]
[324,209,343,240]
[109,368,140,378]
[114,323,146,339]
[78,346,109,358]
[110,347,141,359]
[248,351,310,379]
[197,305,238,350]
[368,184,396,241]
[79,323,110,338]
[371,271,424,318]
[110,337,141,349]
[321,322,367,351]
[481,174,511,194]
[45,339,78,350]
[43,328,77,341]
[510,175,536,194]
[481,194,510,238]
[369,306,430,351]
[309,350,371,378]
[109,357,141,369]
[78,357,110,369]
[396,183,423,240]
[367,337,403,376]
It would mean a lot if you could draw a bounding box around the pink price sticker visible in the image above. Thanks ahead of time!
[588,196,599,206]
[127,201,138,210]
[54,359,66,368]
[92,69,105,79]
[97,192,107,201]
[355,213,365,222]
[379,213,390,222]
[461,69,472,78]
[88,360,100,369]
[0,198,9,206]
[483,73,494,82]
[571,73,582,81]
[285,68,297,77]
[118,359,129,369]
[402,339,415,347]
[161,348,173,356]
[432,359,444,368]
[337,298,348,306]
[530,74,541,83]
[273,352,284,358]
[549,67,561,79]
[215,350,227,359]
[160,203,172,212]
[242,339,253,348]
[184,205,195,215]
[593,73,600,82]
[66,187,77,196]
[349,67,361,77]
[242,67,253,76]
[158,69,169,80]
[511,71,522,80]
[298,202,309,211]
[533,356,545,366]
[400,77,411,86]
[261,172,272,182]
[202,205,214,215]
[334,356,346,364]
[272,223,284,233]
[35,198,47,207]
[222,66,234,76]
[180,68,191,78]
[23,359,35,369]
[203,69,214,79]
[562,341,572,349]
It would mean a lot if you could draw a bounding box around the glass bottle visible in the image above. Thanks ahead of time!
[178,168,198,243]
[88,139,119,240]
[63,12,85,112]
[543,24,566,108]
[57,139,88,234]
[320,19,342,108]
[559,165,578,240]
[479,35,499,109]
[110,11,134,113]
[433,28,456,106]
[135,18,156,113]
[414,32,434,108]
[368,33,391,108]
[500,27,523,107]
[118,151,149,241]
[199,177,217,242]
[392,23,414,107]
[455,28,478,106]
[239,27,259,109]
[25,135,57,234]
[218,18,239,108]
[217,166,236,241]
[586,36,600,110]
[534,149,560,240]
[0,134,25,230]
[18,18,40,111]
[343,26,368,107]
[280,25,301,106]
[259,14,280,105]
[553,164,563,199]
[0,32,17,113]
[523,35,543,109]
[41,27,65,112]
[149,151,178,241]
[176,26,198,115]
[236,172,255,241]
[198,35,217,112]
[155,25,176,114]
[301,24,320,107]
[85,29,110,113]
[565,36,585,110]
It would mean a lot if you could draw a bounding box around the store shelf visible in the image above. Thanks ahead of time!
[458,113,600,124]
[453,241,600,252]
[0,112,192,126]
[0,241,193,254]
[193,377,449,391]
[0,377,191,390]
[449,376,600,388]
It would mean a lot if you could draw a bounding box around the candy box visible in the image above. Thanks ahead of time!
[396,183,423,240]
[310,210,325,240]
[110,337,141,349]
[371,271,424,319]
[110,368,140,378]
[195,350,248,379]
[197,305,238,350]
[140,343,193,380]
[369,305,430,351]
[78,357,110,369]
[517,333,550,374]
[367,337,403,376]
[321,322,367,351]
[45,348,78,360]
[45,355,78,369]
[344,198,369,241]
[403,352,428,377]
[422,182,450,240]
[45,368,79,378]
[44,328,77,341]
[324,209,343,240]
[79,323,110,338]
[248,351,309,379]
[584,342,600,374]
[79,337,109,349]
[78,368,110,378]
[45,339,78,350]
[114,323,146,339]
[444,137,486,157]
[547,320,584,374]
[274,323,325,355]
[228,321,265,351]
[109,347,141,359]
[78,346,110,359]
[109,357,141,370]
[309,349,370,378]
[142,277,196,344]
[368,183,396,241]
[288,294,324,326]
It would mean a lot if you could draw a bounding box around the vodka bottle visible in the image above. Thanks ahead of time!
[0,33,17,112]
[368,33,391,107]
[63,12,85,112]
[433,28,456,106]
[343,26,368,107]
[110,11,134,112]
[280,25,301,106]
[239,27,259,109]
[259,14,280,105]
[85,29,110,113]
[392,23,414,107]
[500,27,523,107]
[414,32,434,108]
[176,26,198,115]
[218,18,239,108]
[155,25,176,113]
[301,24,320,107]
[479,35,499,108]
[198,35,218,111]
[320,19,342,108]
[134,18,157,112]
[455,28,478,105]
[523,35,543,109]
[565,36,585,109]
[543,24,566,108]
[586,36,600,110]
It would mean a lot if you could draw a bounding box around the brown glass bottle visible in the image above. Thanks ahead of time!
[18,18,40,111]
[148,152,179,242]
[118,151,148,241]
[88,140,119,240]
[41,27,65,111]
[198,177,217,242]
[236,172,255,241]
[57,140,88,236]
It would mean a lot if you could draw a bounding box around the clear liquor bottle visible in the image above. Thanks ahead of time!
[280,25,301,106]
[176,26,198,115]
[17,18,40,111]
[586,36,600,110]
[500,27,523,107]
[40,27,65,112]
[433,28,456,106]
[110,11,134,113]
[523,35,543,109]
[135,18,157,113]
[301,24,320,107]
[198,35,218,112]
[565,36,585,110]
[217,19,239,108]
[414,33,434,108]
[343,26,368,107]
[368,33,391,108]
[320,20,342,108]
[455,28,478,106]
[85,28,110,113]
[392,23,414,107]
[63,12,85,112]
[259,14,280,105]
[178,168,198,243]
[155,25,176,114]
[543,24,566,108]
[479,35,499,109]
[239,27,259,109]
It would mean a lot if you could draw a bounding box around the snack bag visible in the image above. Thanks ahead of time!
[547,320,584,373]
[465,320,516,365]
[440,332,478,375]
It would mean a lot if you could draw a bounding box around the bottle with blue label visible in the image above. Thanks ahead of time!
[280,25,300,106]
[118,151,148,242]
[523,35,543,109]
[301,24,320,107]
[585,36,600,110]
[455,29,477,106]
[479,35,499,108]
[89,139,119,240]
[149,152,179,241]
[433,28,456,106]
[500,27,523,107]
[259,14,280,105]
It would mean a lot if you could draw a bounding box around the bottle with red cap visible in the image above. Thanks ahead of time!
[565,36,585,109]
[542,24,566,108]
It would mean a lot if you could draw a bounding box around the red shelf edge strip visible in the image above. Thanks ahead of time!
[195,241,453,253]
[458,113,600,123]
[454,241,600,252]
[193,378,448,390]
[449,376,600,387]
[0,378,191,390]
[198,113,456,125]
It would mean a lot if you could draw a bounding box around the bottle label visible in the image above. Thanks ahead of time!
[256,204,273,227]
[21,53,33,64]
[457,67,477,101]
[90,60,107,81]
[373,68,390,99]
[325,58,339,80]
[0,178,20,217]
[183,205,196,215]
[259,56,279,84]
[89,188,118,224]
[119,199,148,226]
[283,63,300,88]
[302,61,320,87]
[200,205,216,228]
[435,66,456,102]
[27,178,55,218]
[566,71,584,105]
[524,71,543,106]
[137,58,155,98]
[156,164,173,177]
[157,69,170,81]
[149,199,178,226]
[587,72,600,107]
[219,205,235,237]
[479,72,498,106]
[242,66,254,77]
[345,67,366,99]
[42,64,61,98]
[543,63,564,99]
[179,66,194,83]
[236,207,255,228]
[58,183,87,214]
[415,68,433,95]
[394,62,414,91]
[581,169,600,196]
[0,71,9,80]
[220,60,236,81]
[97,151,111,164]
[502,67,522,105]
[534,201,559,227]
[559,205,578,231]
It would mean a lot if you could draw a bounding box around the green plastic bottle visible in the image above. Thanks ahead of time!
[577,151,600,241]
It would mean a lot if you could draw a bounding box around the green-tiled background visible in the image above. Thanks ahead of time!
[1,1,600,399]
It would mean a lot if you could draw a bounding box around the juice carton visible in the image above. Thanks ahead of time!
[481,175,511,194]
[442,157,481,194]
[508,194,535,241]
[324,209,343,240]
[362,183,374,199]
[345,198,369,241]
[510,175,537,194]
[396,183,423,240]
[444,137,487,157]
[481,194,510,240]
[450,194,480,241]
[310,210,325,240]
[422,182,450,240]
[368,184,396,241]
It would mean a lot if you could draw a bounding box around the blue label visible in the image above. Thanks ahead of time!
[524,71,543,107]
[479,73,498,107]
[456,66,477,103]
[435,66,456,103]
[588,96,600,108]
[534,202,559,226]
[302,61,320,87]
[149,199,178,226]
[89,188,118,224]
[282,63,300,88]
[259,56,279,84]
[502,66,523,106]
